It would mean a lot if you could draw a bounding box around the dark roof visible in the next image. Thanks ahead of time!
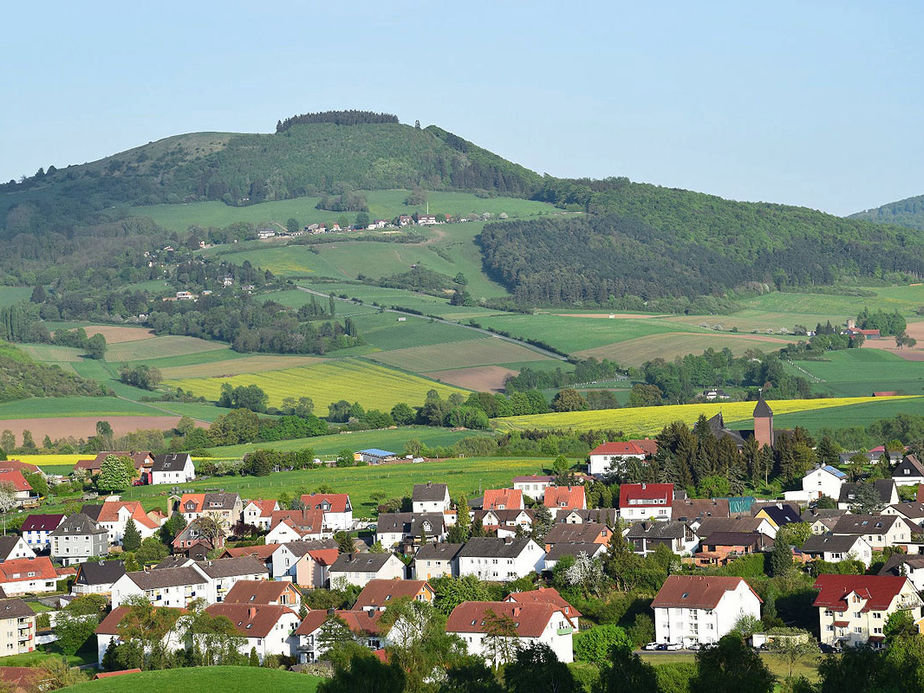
[545,542,605,561]
[155,556,191,570]
[753,396,773,418]
[376,513,445,537]
[80,505,103,522]
[151,454,190,473]
[330,553,397,573]
[21,514,65,532]
[457,537,535,559]
[557,508,619,525]
[756,504,802,526]
[671,498,730,522]
[476,509,535,525]
[194,556,266,579]
[545,523,610,545]
[839,480,896,504]
[75,560,125,586]
[0,598,34,619]
[412,482,448,502]
[0,536,25,561]
[126,566,206,590]
[626,521,691,540]
[50,513,106,537]
[696,517,765,536]
[879,553,924,577]
[414,543,463,562]
[281,539,339,557]
[701,532,773,549]
[893,455,924,479]
[203,493,240,510]
[801,534,867,554]
[889,502,924,519]
[832,514,909,535]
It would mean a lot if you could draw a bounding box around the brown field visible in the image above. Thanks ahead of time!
[0,416,183,441]
[863,320,924,361]
[576,331,794,366]
[423,366,518,391]
[83,325,155,343]
[368,337,549,372]
[160,354,324,379]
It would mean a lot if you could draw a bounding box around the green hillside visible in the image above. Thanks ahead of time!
[0,341,109,403]
[851,193,924,230]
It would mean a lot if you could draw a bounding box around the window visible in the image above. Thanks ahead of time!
[826,625,834,632]
[855,627,864,634]
[873,612,882,619]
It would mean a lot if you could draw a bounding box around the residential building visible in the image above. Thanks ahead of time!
[0,537,34,563]
[544,486,586,518]
[838,480,899,511]
[266,509,330,544]
[20,514,65,551]
[0,599,35,655]
[242,500,279,530]
[482,489,523,511]
[376,513,446,548]
[802,465,847,501]
[543,543,607,572]
[813,574,923,647]
[171,519,223,553]
[753,502,802,531]
[446,601,573,665]
[893,455,924,487]
[295,610,384,664]
[800,534,873,567]
[457,537,545,581]
[831,514,916,550]
[75,452,154,478]
[626,521,698,557]
[880,554,924,591]
[476,509,534,539]
[299,493,353,530]
[695,516,776,539]
[618,483,674,522]
[412,482,450,514]
[413,543,463,580]
[91,500,160,544]
[49,513,109,566]
[110,566,209,608]
[203,603,299,661]
[803,508,848,535]
[652,575,762,646]
[270,541,339,588]
[670,499,730,523]
[72,561,126,596]
[588,441,648,476]
[884,502,924,528]
[505,587,581,630]
[354,579,435,612]
[178,492,242,526]
[512,475,555,501]
[223,580,301,607]
[694,532,774,567]
[150,453,195,485]
[195,556,267,603]
[328,553,406,588]
[558,508,619,526]
[544,522,611,552]
[0,558,58,595]
[94,606,184,667]
[0,472,35,507]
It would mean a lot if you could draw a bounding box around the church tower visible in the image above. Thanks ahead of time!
[753,393,774,448]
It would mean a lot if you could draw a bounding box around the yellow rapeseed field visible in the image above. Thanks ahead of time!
[13,454,88,466]
[166,359,467,411]
[493,396,912,436]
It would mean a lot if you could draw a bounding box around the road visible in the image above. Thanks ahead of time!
[296,285,567,361]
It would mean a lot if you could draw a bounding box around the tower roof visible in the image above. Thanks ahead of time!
[753,395,773,418]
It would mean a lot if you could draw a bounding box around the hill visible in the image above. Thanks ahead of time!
[851,193,924,230]
[60,666,322,692]
[0,341,109,403]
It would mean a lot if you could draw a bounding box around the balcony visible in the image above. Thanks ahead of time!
[557,626,573,635]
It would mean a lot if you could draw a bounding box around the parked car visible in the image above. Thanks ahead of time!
[643,642,660,651]
[665,642,683,651]
[688,643,704,651]
[656,643,668,651]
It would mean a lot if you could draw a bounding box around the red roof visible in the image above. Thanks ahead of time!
[619,483,673,508]
[0,557,56,583]
[918,484,924,503]
[220,544,280,561]
[307,548,339,566]
[630,439,658,456]
[295,609,383,636]
[300,493,350,513]
[0,460,40,475]
[544,486,586,510]
[223,580,299,605]
[353,579,432,610]
[204,603,296,637]
[652,575,761,609]
[483,488,523,510]
[446,601,565,638]
[95,605,184,635]
[179,493,206,512]
[270,509,326,534]
[21,514,65,532]
[812,574,913,612]
[0,472,31,493]
[97,500,159,530]
[590,441,646,457]
[505,587,581,620]
[245,499,278,517]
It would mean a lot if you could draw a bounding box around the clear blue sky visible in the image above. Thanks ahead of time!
[3,1,922,216]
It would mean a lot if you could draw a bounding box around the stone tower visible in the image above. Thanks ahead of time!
[753,393,774,448]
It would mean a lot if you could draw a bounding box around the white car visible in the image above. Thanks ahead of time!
[665,642,683,651]
[643,642,660,651]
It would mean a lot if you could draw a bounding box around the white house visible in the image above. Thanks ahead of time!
[204,603,299,661]
[831,514,916,551]
[413,543,464,580]
[91,500,161,545]
[892,455,924,487]
[21,514,66,551]
[652,575,762,646]
[800,534,874,567]
[880,554,924,592]
[110,566,209,609]
[837,481,899,511]
[0,557,58,596]
[242,500,279,530]
[294,610,384,664]
[512,475,555,501]
[95,606,185,667]
[412,482,451,514]
[0,536,35,563]
[328,553,406,588]
[194,556,267,603]
[588,441,648,476]
[802,465,847,501]
[376,513,447,548]
[300,493,353,531]
[618,483,674,522]
[446,601,574,665]
[457,537,545,581]
[150,454,196,485]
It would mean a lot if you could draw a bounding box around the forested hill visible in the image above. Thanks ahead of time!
[478,178,924,304]
[850,193,924,230]
[0,114,541,237]
[0,341,109,402]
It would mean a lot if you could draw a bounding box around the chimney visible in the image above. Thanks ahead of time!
[641,483,646,490]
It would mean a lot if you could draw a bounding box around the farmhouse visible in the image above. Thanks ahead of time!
[652,575,762,646]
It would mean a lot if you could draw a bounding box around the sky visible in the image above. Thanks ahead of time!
[2,1,922,216]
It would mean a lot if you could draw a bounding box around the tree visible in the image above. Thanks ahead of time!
[135,536,169,564]
[354,211,371,228]
[440,657,503,693]
[769,538,793,577]
[504,642,578,693]
[691,634,774,693]
[122,519,141,551]
[39,658,87,689]
[432,575,490,616]
[850,482,885,514]
[96,420,114,447]
[391,402,415,426]
[55,610,101,655]
[593,645,659,693]
[160,513,187,543]
[565,553,606,597]
[573,624,632,665]
[0,482,19,516]
[629,383,662,407]
[551,388,588,412]
[30,285,46,303]
[334,531,355,554]
[195,516,227,545]
[319,652,406,693]
[286,217,300,234]
[768,634,818,682]
[96,454,133,492]
[482,609,519,668]
[531,505,553,544]
[85,333,107,359]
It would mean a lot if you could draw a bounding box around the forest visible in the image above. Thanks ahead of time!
[0,341,109,402]
[275,110,399,132]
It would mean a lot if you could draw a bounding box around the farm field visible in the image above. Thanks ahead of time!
[575,331,797,366]
[14,454,88,466]
[60,666,322,693]
[367,337,552,372]
[0,396,159,419]
[105,335,228,362]
[770,395,924,432]
[159,354,323,379]
[348,311,485,351]
[492,396,911,436]
[735,285,924,317]
[165,359,468,411]
[424,365,518,391]
[119,456,550,517]
[0,286,31,307]
[638,652,818,683]
[785,349,924,397]
[0,415,183,443]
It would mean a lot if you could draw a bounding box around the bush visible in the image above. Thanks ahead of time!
[655,662,697,693]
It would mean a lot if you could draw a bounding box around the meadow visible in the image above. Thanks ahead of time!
[785,349,924,397]
[105,335,228,362]
[347,311,485,351]
[367,336,552,372]
[165,358,468,411]
[0,286,32,307]
[574,331,796,366]
[60,666,322,693]
[0,396,160,419]
[492,396,913,436]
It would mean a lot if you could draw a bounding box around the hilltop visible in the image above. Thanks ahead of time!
[851,192,924,230]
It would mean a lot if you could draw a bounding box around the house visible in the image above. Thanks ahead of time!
[49,513,109,566]
[203,603,299,661]
[695,516,777,539]
[800,534,873,567]
[670,498,730,523]
[270,541,339,588]
[626,521,699,557]
[192,556,267,603]
[0,599,34,655]
[802,466,847,501]
[838,480,899,511]
[544,486,586,517]
[512,476,555,501]
[94,606,184,667]
[92,500,160,545]
[482,489,523,511]
[475,509,534,539]
[412,543,463,580]
[694,532,774,566]
[0,472,35,507]
[266,509,330,544]
[299,493,353,530]
[893,455,924,487]
[618,483,674,522]
[110,566,209,608]
[652,575,762,646]
[20,514,65,551]
[355,449,397,465]
[544,522,611,552]
[457,537,545,581]
[354,579,435,612]
[702,388,731,401]
[223,580,301,607]
[295,609,384,664]
[376,513,446,548]
[831,514,917,550]
[171,518,223,553]
[880,554,924,591]
[588,441,648,476]
[543,543,607,572]
[150,454,195,485]
[813,574,923,647]
[75,452,154,478]
[72,560,126,596]
[505,587,581,630]
[884,502,924,527]
[446,601,573,665]
[557,508,619,526]
[412,482,450,514]
[753,503,802,531]
[0,558,58,595]
[417,214,438,226]
[0,537,34,564]
[242,500,280,530]
[220,544,279,571]
[178,492,242,526]
[328,553,406,588]
[803,508,848,535]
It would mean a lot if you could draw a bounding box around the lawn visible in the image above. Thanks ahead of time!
[368,337,552,372]
[575,332,797,366]
[638,651,819,682]
[783,349,924,397]
[0,397,159,419]
[492,396,910,436]
[60,666,322,692]
[105,335,228,362]
[165,359,468,411]
[736,285,924,317]
[0,286,32,307]
[346,312,485,351]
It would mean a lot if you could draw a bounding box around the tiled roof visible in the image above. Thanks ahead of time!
[812,574,913,612]
[194,556,266,579]
[330,553,396,574]
[97,500,159,530]
[700,531,773,549]
[545,522,609,545]
[223,580,296,604]
[696,517,765,537]
[457,537,535,559]
[671,498,730,521]
[0,598,34,619]
[414,543,463,562]
[0,557,57,583]
[652,575,760,609]
[125,566,206,590]
[831,514,909,535]
[270,509,326,534]
[204,603,295,637]
[75,560,125,586]
[544,486,585,510]
[482,489,523,510]
[590,441,646,456]
[838,481,896,504]
[50,513,106,537]
[295,609,383,636]
[446,601,563,637]
[220,544,280,561]
[505,587,580,619]
[20,514,65,532]
[244,499,278,517]
[299,493,351,514]
[619,483,673,508]
[151,453,190,473]
[412,482,448,502]
[801,534,866,554]
[281,539,339,558]
[0,460,40,475]
[0,471,31,492]
[544,542,605,561]
[353,579,431,610]
[95,605,183,635]
[626,520,690,540]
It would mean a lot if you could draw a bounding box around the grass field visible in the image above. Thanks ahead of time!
[492,396,913,436]
[165,359,468,411]
[770,395,924,431]
[576,332,797,366]
[348,312,485,351]
[368,336,552,372]
[638,651,819,682]
[60,666,322,692]
[784,349,924,397]
[736,285,924,317]
[0,286,31,307]
[105,335,228,362]
[0,396,160,419]
[159,354,323,379]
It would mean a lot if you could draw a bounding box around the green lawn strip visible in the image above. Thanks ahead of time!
[638,651,819,682]
[109,346,244,371]
[59,666,323,692]
[0,287,32,307]
[0,397,159,419]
